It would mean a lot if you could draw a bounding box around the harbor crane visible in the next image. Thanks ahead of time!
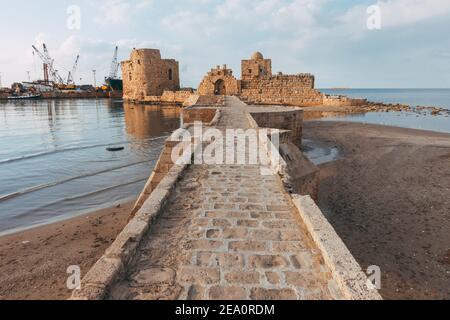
[42,44,65,85]
[32,44,65,85]
[67,55,80,85]
[32,44,80,89]
[32,45,51,83]
[101,46,122,93]
[108,46,120,79]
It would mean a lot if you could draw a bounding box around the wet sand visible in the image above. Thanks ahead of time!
[304,121,450,300]
[0,201,134,300]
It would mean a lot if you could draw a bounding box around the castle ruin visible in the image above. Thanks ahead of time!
[121,49,181,102]
[198,52,324,107]
[121,49,354,107]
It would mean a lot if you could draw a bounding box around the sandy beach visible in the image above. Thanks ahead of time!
[0,201,134,300]
[304,121,450,300]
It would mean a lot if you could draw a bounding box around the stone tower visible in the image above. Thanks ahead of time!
[241,52,272,80]
[121,49,180,101]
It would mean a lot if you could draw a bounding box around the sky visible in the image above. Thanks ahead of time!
[0,0,450,88]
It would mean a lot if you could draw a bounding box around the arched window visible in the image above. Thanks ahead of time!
[168,69,173,81]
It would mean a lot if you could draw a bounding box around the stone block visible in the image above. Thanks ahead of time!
[209,286,248,300]
[250,288,298,300]
[229,241,267,252]
[248,255,288,269]
[178,267,220,285]
[225,271,260,285]
[215,253,245,269]
[188,240,224,251]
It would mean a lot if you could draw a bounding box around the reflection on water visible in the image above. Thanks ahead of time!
[0,99,181,235]
[124,102,181,139]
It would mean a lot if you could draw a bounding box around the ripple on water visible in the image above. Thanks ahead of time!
[0,99,181,234]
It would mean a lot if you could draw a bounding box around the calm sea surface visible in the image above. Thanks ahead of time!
[318,89,450,133]
[1,90,449,235]
[0,99,180,235]
[320,88,450,109]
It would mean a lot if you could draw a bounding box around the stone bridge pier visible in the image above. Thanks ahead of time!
[72,96,382,301]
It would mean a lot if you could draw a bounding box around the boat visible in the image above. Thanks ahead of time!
[7,93,42,100]
[105,78,123,92]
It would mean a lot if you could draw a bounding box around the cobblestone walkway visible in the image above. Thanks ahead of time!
[108,97,343,300]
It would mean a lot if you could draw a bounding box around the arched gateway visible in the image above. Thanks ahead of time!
[198,65,240,96]
[214,79,226,95]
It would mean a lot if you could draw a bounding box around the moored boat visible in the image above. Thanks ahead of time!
[7,93,42,100]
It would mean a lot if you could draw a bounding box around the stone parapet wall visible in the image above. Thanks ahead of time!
[142,90,192,104]
[292,195,383,300]
[161,90,192,103]
[242,74,316,89]
[183,94,200,107]
[323,94,367,107]
[182,108,218,124]
[196,95,225,106]
[250,109,303,145]
[246,107,318,199]
[71,162,190,300]
[240,75,324,107]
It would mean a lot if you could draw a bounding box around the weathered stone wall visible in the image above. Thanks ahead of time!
[246,108,318,200]
[323,94,367,107]
[182,94,200,107]
[196,95,225,106]
[182,108,217,124]
[143,90,192,104]
[198,65,240,96]
[121,49,180,101]
[240,74,324,107]
[250,109,303,145]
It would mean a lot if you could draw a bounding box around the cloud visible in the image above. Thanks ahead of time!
[94,0,153,25]
[161,10,216,37]
[2,0,450,88]
[378,0,450,27]
[161,0,328,43]
[340,0,450,34]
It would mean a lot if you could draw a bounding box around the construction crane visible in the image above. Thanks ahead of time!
[32,44,65,85]
[67,54,80,85]
[109,46,119,79]
[32,45,51,83]
[42,44,65,85]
